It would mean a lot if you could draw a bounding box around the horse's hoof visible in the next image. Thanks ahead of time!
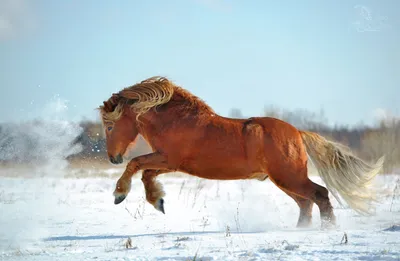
[321,219,336,230]
[114,194,126,205]
[155,198,165,214]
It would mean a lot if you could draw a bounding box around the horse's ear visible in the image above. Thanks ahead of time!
[103,101,112,112]
[110,93,120,104]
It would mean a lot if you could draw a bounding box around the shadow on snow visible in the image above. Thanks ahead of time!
[43,230,266,242]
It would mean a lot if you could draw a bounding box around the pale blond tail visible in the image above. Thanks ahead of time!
[300,131,384,215]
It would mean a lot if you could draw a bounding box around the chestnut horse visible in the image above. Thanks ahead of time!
[99,76,384,228]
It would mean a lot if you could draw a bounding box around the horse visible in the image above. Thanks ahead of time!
[98,76,384,229]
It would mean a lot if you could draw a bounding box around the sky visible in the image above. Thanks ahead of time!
[0,0,399,127]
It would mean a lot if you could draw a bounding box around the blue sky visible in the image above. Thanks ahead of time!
[0,0,399,126]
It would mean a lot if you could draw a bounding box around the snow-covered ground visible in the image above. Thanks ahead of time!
[0,167,399,261]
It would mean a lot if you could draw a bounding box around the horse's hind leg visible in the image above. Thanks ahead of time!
[141,169,170,214]
[269,171,336,229]
[283,191,314,228]
[309,181,336,228]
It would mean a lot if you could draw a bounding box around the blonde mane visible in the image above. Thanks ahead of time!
[99,76,214,124]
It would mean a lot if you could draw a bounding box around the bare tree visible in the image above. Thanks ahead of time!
[229,108,244,119]
[263,105,328,131]
[361,117,400,173]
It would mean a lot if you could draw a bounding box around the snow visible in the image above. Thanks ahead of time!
[0,168,399,261]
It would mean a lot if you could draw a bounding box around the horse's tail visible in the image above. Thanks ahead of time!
[300,130,384,215]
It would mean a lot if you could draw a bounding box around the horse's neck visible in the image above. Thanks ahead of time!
[137,106,213,137]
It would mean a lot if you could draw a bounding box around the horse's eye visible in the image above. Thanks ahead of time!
[107,126,113,131]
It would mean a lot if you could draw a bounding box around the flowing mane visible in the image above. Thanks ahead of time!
[99,76,214,123]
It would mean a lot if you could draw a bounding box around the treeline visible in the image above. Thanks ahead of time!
[69,106,400,173]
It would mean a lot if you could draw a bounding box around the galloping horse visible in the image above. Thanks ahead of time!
[99,76,384,228]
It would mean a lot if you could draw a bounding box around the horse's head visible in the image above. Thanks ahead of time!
[100,95,139,165]
[99,77,178,164]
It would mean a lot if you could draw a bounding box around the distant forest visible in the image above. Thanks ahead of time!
[70,106,400,174]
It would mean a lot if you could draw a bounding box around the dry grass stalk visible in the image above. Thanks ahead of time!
[125,237,132,249]
[340,232,348,244]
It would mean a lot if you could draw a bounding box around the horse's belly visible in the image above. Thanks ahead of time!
[178,157,257,180]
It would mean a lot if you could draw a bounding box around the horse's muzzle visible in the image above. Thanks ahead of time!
[114,194,126,204]
[109,154,123,164]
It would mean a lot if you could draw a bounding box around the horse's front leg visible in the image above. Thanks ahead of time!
[141,169,171,213]
[113,152,169,204]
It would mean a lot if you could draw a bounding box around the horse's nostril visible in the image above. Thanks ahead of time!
[109,156,115,164]
[115,154,123,164]
[109,154,123,164]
